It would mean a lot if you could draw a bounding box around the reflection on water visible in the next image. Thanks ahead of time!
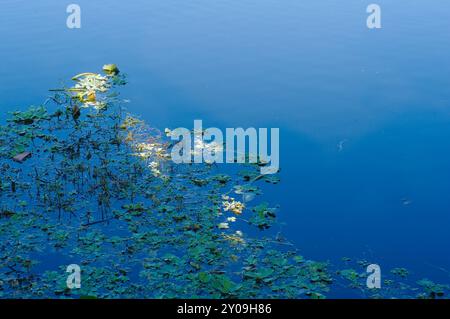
[1,0,450,295]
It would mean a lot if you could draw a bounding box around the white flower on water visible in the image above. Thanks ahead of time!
[192,139,223,157]
[218,222,229,229]
[73,74,110,93]
[82,101,107,110]
[149,161,161,177]
[221,195,245,215]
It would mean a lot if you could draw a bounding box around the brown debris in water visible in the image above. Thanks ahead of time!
[13,151,31,163]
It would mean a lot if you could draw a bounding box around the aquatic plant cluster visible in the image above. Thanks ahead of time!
[0,66,448,299]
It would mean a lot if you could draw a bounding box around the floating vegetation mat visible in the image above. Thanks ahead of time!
[0,65,448,299]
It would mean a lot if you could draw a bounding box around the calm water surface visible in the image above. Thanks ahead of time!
[1,0,450,285]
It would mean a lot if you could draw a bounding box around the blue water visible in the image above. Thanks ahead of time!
[1,0,450,286]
